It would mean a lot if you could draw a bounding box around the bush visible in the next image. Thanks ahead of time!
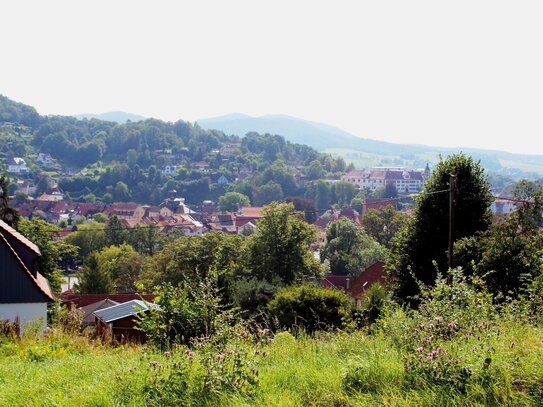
[353,283,388,328]
[138,273,235,349]
[228,277,281,320]
[267,284,351,333]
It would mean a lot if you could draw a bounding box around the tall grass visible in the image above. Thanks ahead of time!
[1,297,543,405]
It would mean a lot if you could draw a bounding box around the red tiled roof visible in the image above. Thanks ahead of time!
[349,261,386,299]
[239,207,263,218]
[363,199,397,214]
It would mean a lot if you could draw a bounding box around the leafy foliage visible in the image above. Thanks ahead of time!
[0,175,20,227]
[139,232,244,290]
[138,273,228,348]
[17,218,77,292]
[321,217,386,277]
[244,202,322,285]
[217,192,250,212]
[76,252,115,294]
[387,153,493,304]
[362,205,410,249]
[267,284,351,332]
[455,180,543,299]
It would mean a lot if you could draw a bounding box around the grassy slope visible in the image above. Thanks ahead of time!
[1,319,542,407]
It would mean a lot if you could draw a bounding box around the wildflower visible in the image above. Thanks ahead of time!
[216,353,224,360]
[262,351,268,357]
[259,328,270,335]
[435,316,443,322]
[196,342,204,347]
[164,351,172,357]
[254,349,261,354]
[419,322,425,330]
[472,345,477,352]
[429,323,435,329]
[415,346,424,352]
[240,331,248,337]
[229,350,235,355]
[149,361,163,368]
[447,322,458,329]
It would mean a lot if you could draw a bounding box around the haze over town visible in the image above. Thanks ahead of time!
[2,1,543,155]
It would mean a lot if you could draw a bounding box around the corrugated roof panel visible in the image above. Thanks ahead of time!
[93,299,158,323]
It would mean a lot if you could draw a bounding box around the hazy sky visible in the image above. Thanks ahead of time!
[2,1,543,155]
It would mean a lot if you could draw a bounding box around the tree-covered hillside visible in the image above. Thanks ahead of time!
[0,95,347,206]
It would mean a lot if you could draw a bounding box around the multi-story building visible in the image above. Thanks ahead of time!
[341,165,429,193]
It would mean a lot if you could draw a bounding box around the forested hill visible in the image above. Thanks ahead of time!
[198,113,543,177]
[198,113,420,154]
[0,95,347,206]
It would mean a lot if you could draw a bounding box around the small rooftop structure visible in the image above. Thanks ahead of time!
[93,299,158,323]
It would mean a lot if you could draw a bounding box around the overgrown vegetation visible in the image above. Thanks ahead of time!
[3,267,543,406]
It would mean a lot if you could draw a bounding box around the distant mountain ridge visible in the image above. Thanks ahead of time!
[75,111,147,123]
[197,113,543,176]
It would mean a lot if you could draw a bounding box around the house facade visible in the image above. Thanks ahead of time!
[36,153,53,165]
[341,167,425,193]
[0,220,54,334]
[8,157,29,174]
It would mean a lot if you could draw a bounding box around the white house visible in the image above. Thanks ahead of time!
[162,165,178,175]
[341,167,425,193]
[8,157,29,174]
[36,153,53,165]
[0,219,54,334]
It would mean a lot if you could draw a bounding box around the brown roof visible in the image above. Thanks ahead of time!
[0,219,40,255]
[0,225,54,302]
[363,199,398,215]
[239,206,263,218]
[349,261,386,300]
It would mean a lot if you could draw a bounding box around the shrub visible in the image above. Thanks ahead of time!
[138,276,230,349]
[353,283,388,327]
[228,277,281,319]
[267,284,351,333]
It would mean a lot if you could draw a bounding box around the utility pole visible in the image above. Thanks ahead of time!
[448,174,457,269]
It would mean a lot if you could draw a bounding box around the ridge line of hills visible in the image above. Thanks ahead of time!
[1,94,543,177]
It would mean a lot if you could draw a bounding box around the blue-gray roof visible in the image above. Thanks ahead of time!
[93,299,158,323]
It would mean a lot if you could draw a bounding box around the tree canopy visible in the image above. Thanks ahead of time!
[387,154,493,304]
[244,202,322,285]
[321,217,386,277]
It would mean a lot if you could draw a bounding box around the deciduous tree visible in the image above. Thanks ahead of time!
[387,154,493,304]
[245,202,322,284]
